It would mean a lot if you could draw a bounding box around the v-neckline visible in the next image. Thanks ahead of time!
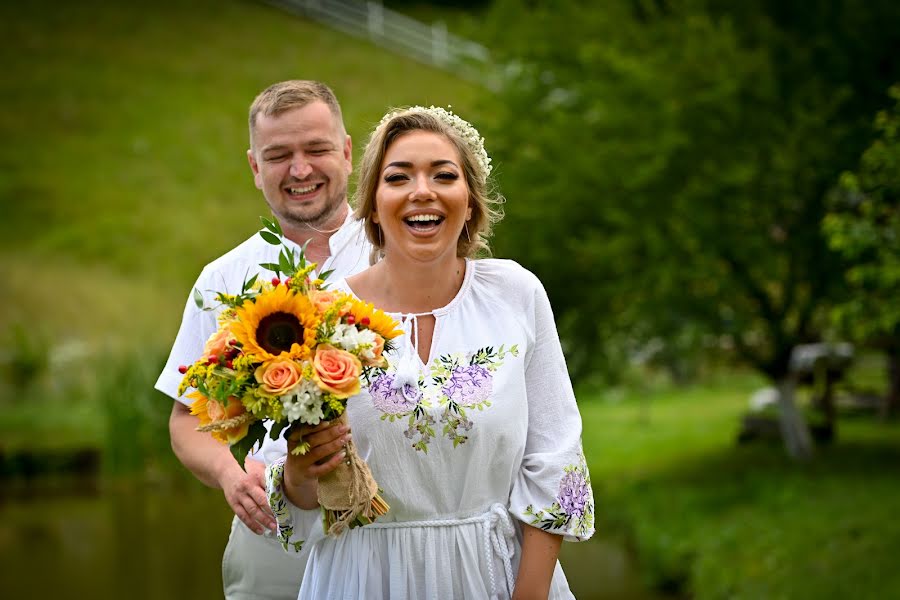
[342,259,474,369]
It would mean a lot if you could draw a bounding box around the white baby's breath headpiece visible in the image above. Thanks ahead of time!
[377,105,493,183]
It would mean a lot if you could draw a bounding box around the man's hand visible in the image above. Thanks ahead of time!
[169,401,276,534]
[221,457,278,535]
[282,420,350,509]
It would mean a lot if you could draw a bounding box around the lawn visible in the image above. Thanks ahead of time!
[0,0,488,359]
[580,373,900,599]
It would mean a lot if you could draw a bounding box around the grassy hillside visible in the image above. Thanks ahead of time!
[0,0,488,355]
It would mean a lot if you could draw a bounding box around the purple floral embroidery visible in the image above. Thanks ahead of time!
[557,469,590,518]
[370,373,422,415]
[524,452,594,539]
[442,364,493,406]
[371,344,518,452]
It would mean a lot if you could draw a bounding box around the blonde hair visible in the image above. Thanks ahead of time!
[353,108,504,262]
[248,80,345,146]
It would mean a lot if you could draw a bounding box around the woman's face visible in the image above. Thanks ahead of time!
[373,130,471,265]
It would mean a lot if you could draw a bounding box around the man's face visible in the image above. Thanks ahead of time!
[248,101,352,230]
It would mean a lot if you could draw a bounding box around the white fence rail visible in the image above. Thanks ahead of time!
[261,0,496,87]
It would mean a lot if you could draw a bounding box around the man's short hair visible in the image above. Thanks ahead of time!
[248,80,345,143]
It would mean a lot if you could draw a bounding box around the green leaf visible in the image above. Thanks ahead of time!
[269,420,288,441]
[271,215,283,235]
[243,274,259,292]
[259,262,281,275]
[260,230,281,245]
[279,248,293,275]
[318,268,335,281]
[260,216,281,235]
[193,288,204,309]
[229,420,267,469]
[299,240,309,268]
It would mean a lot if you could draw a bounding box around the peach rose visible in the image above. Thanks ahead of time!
[361,334,387,368]
[310,290,349,315]
[203,327,235,359]
[312,344,361,398]
[254,359,303,395]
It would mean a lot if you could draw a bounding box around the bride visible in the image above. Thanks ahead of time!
[268,106,594,600]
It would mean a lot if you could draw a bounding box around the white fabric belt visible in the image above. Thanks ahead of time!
[365,503,517,599]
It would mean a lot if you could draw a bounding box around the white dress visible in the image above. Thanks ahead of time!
[266,258,595,600]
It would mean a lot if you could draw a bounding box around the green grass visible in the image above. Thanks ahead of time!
[0,0,489,360]
[580,374,900,599]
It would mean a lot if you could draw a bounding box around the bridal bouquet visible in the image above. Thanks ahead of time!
[178,217,401,533]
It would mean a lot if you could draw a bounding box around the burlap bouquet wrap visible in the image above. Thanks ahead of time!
[316,414,388,536]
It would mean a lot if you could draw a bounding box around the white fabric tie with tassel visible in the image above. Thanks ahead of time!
[390,313,427,394]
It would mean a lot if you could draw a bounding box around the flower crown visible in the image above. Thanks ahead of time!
[377,105,493,183]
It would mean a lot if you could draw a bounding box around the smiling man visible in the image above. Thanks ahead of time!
[156,81,371,600]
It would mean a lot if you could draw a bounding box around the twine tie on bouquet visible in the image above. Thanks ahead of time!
[317,413,389,536]
[365,503,516,599]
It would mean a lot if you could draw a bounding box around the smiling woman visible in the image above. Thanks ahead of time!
[373,130,472,265]
[354,106,502,264]
[263,106,596,600]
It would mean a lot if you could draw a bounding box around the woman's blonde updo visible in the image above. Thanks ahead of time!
[353,106,504,263]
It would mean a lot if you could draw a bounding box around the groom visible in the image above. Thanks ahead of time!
[156,80,371,599]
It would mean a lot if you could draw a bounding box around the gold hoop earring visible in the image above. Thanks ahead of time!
[464,222,471,241]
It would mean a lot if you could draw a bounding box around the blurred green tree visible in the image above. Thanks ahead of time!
[484,0,900,456]
[824,85,900,418]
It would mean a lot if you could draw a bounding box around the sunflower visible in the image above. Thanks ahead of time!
[346,297,404,340]
[187,391,251,445]
[231,284,320,361]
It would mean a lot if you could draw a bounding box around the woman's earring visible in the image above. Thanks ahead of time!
[377,226,383,247]
[464,222,471,241]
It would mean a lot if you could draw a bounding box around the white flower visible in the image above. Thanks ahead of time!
[282,382,325,425]
[328,324,355,349]
[330,324,377,354]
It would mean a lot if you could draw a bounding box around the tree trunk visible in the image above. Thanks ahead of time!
[882,346,900,420]
[776,377,815,460]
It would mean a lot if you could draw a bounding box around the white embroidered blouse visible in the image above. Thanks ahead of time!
[266,258,594,600]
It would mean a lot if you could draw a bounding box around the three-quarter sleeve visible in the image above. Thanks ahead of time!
[508,280,595,541]
[266,459,327,553]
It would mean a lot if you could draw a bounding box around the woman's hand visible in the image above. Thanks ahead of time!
[283,420,352,509]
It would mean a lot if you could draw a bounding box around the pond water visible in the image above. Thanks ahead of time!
[0,478,669,599]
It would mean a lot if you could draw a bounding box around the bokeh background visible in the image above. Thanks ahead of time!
[2,1,899,598]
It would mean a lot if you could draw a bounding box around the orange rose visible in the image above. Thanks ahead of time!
[254,359,303,395]
[188,392,249,444]
[203,327,235,359]
[312,344,361,398]
[362,334,387,368]
[310,290,349,315]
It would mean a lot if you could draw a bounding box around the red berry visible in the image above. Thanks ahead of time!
[271,277,280,286]
[178,365,188,374]
[225,360,233,369]
[346,315,356,325]
[207,356,218,365]
[361,317,371,326]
